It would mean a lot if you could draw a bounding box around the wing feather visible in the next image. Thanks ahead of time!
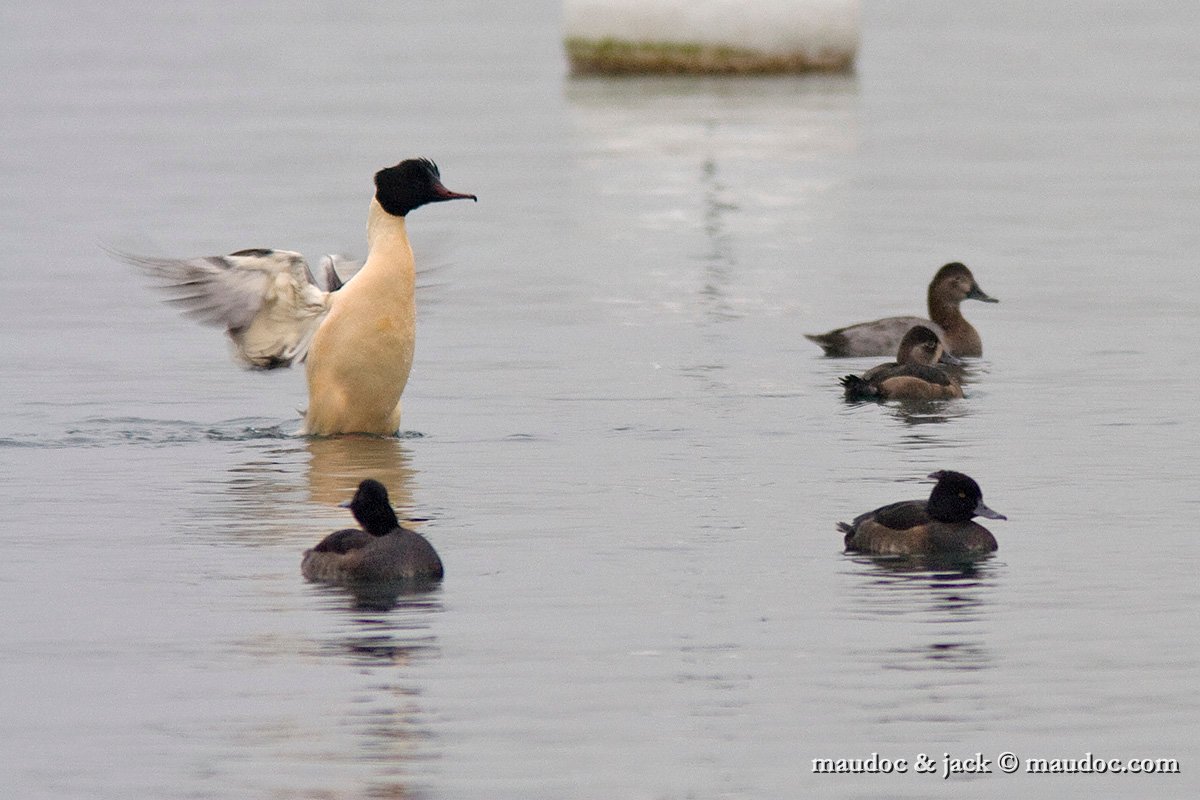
[117,248,332,369]
[867,500,930,531]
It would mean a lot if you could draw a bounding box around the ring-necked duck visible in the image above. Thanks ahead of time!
[302,479,444,583]
[806,262,998,358]
[839,470,1006,556]
[119,159,476,435]
[840,325,964,402]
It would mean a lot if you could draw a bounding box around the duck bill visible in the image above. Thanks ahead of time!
[967,283,998,303]
[938,350,965,366]
[430,181,477,203]
[974,499,1007,520]
[338,499,352,509]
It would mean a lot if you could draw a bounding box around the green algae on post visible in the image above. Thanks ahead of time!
[566,36,855,75]
[563,0,860,75]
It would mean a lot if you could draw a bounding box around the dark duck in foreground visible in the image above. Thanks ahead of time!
[806,262,998,358]
[839,471,1006,557]
[119,159,476,436]
[840,325,963,402]
[302,479,444,583]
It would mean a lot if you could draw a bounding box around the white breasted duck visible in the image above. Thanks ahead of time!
[806,262,998,358]
[120,158,476,435]
[302,479,443,584]
[839,471,1006,557]
[840,325,963,402]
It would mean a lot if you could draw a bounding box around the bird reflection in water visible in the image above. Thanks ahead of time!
[844,554,998,673]
[310,589,443,800]
[315,577,443,614]
[306,434,419,511]
[313,588,442,660]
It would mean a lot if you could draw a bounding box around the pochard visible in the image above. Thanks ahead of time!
[806,262,998,358]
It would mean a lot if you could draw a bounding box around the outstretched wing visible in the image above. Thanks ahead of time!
[118,248,332,369]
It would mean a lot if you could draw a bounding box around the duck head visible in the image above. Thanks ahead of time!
[374,158,477,217]
[930,262,998,306]
[340,478,402,536]
[896,325,945,366]
[926,470,1006,523]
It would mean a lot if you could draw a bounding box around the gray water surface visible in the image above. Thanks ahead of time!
[2,1,1197,798]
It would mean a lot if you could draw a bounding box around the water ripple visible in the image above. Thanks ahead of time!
[0,417,431,449]
[0,416,294,449]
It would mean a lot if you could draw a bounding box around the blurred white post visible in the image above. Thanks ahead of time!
[564,0,860,74]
